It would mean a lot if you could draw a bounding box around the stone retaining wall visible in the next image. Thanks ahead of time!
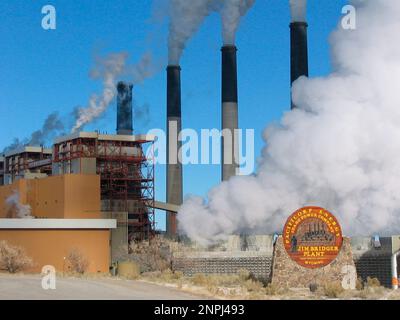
[271,236,355,288]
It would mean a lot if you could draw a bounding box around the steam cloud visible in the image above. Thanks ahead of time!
[289,0,307,22]
[167,0,255,64]
[168,0,215,65]
[220,0,255,45]
[6,192,33,219]
[178,0,400,244]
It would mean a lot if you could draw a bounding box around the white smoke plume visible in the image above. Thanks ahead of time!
[71,52,158,133]
[178,0,400,245]
[2,112,64,153]
[219,0,256,45]
[167,0,256,63]
[289,0,307,22]
[6,192,33,219]
[71,52,128,133]
[168,0,215,65]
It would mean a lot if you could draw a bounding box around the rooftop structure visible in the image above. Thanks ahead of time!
[2,146,52,185]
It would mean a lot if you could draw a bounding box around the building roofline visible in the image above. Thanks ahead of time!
[4,146,52,158]
[54,132,156,144]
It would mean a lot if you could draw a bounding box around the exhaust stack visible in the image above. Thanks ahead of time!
[166,65,183,238]
[290,21,309,109]
[116,81,133,135]
[221,45,239,181]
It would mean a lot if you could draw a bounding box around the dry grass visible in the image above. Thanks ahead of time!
[265,284,280,296]
[0,241,34,273]
[322,281,345,298]
[366,277,381,288]
[141,268,267,299]
[66,248,89,274]
[355,278,385,299]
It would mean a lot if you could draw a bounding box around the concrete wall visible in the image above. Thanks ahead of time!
[0,229,111,273]
[53,158,97,175]
[172,235,274,281]
[101,212,128,263]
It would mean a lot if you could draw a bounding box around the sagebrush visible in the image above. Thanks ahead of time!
[323,281,344,298]
[0,240,33,273]
[66,248,89,274]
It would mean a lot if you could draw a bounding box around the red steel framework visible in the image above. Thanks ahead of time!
[53,137,155,241]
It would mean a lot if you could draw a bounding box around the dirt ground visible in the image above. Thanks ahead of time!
[139,271,400,300]
[0,273,211,300]
[2,272,400,300]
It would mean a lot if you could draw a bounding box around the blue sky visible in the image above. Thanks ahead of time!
[0,0,347,230]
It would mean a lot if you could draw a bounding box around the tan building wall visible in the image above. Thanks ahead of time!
[0,174,101,219]
[0,229,111,273]
[0,180,28,218]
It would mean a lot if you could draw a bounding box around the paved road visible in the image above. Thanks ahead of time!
[0,274,207,300]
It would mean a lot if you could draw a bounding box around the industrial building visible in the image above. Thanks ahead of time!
[0,81,157,271]
[0,81,156,242]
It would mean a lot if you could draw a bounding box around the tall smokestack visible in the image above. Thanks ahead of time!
[116,81,133,135]
[290,20,309,109]
[221,45,239,181]
[166,65,183,238]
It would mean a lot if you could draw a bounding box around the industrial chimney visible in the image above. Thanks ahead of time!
[221,45,239,181]
[116,81,133,135]
[166,65,183,238]
[290,21,309,109]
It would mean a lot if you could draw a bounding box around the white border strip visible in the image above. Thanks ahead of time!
[0,219,117,229]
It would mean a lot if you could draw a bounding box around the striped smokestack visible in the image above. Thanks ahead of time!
[290,21,309,109]
[116,81,133,135]
[221,45,239,181]
[166,65,183,238]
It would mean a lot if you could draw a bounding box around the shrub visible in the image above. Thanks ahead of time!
[323,281,344,298]
[192,273,209,286]
[244,279,263,292]
[142,269,185,283]
[265,284,278,296]
[356,277,364,291]
[366,277,381,288]
[0,241,33,273]
[66,248,89,274]
[237,268,251,281]
[173,271,184,280]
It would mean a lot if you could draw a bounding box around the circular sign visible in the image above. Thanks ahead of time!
[283,206,343,269]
